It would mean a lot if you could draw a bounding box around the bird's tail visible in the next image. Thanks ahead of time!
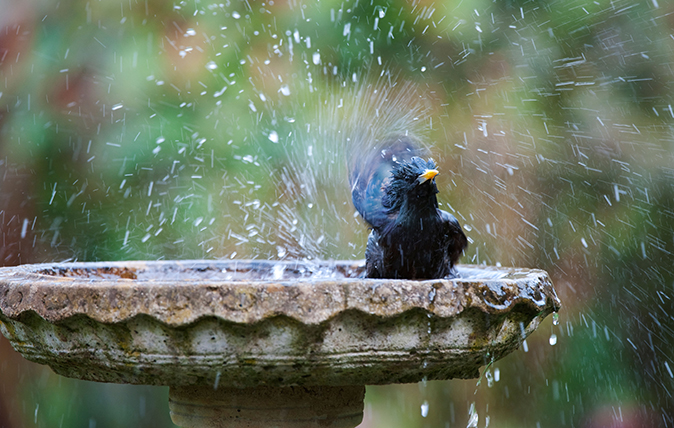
[349,135,425,229]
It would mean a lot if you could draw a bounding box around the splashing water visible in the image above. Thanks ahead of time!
[485,368,494,387]
[466,402,479,428]
[255,70,434,262]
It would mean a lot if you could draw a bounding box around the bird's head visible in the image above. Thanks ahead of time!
[382,156,439,211]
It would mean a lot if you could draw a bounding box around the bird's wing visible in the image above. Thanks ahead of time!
[349,136,422,229]
[439,209,468,265]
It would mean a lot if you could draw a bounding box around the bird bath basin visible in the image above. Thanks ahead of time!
[0,260,560,427]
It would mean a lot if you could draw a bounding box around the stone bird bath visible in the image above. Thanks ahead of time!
[0,260,560,427]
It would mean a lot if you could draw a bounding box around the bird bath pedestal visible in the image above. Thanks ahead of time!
[0,260,560,427]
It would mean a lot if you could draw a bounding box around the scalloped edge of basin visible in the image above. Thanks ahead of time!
[0,260,560,387]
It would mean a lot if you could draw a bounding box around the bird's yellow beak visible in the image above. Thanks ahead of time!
[417,169,439,184]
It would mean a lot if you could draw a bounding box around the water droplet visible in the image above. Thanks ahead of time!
[420,400,429,418]
[552,312,559,325]
[279,85,291,96]
[206,61,218,70]
[549,333,558,346]
[20,219,29,239]
[467,402,479,428]
[232,11,240,19]
[268,130,279,143]
[214,86,227,97]
[312,52,321,65]
[185,28,196,36]
[272,264,284,280]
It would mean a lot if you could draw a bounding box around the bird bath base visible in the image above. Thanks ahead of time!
[0,260,560,428]
[169,385,365,428]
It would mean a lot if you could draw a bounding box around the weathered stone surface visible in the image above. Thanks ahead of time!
[0,260,560,387]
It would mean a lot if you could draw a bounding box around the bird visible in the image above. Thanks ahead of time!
[349,135,467,279]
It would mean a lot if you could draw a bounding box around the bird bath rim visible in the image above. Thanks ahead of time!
[0,259,560,388]
[0,259,559,323]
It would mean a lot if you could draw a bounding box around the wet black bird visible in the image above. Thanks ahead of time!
[349,136,467,279]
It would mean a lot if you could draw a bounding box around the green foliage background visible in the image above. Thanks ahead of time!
[1,0,674,426]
